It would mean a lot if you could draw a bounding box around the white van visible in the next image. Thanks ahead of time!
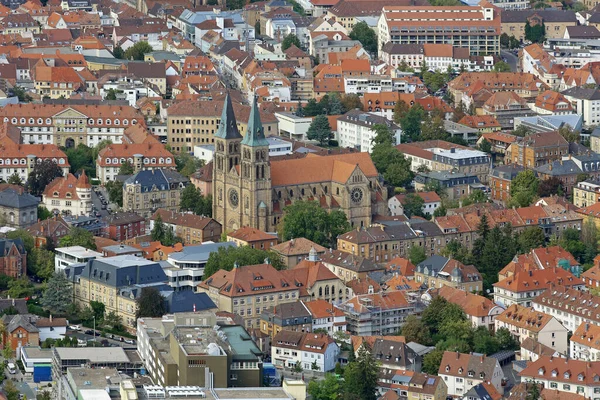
[7,362,16,374]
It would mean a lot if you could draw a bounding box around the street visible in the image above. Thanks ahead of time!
[501,50,519,72]
[91,187,110,218]
[67,329,137,349]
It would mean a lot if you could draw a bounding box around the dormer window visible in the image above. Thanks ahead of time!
[458,367,463,374]
[445,365,450,372]
[565,372,571,379]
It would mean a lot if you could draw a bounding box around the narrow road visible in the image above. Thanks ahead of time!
[501,50,519,72]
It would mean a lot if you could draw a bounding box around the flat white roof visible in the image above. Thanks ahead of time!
[56,246,103,259]
[79,390,111,400]
[428,147,488,159]
[55,347,130,362]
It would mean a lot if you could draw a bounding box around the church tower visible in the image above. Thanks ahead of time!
[240,97,272,231]
[212,94,243,231]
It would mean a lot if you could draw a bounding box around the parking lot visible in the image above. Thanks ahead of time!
[67,327,137,349]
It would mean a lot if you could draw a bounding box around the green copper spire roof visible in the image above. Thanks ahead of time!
[214,93,242,140]
[241,96,269,147]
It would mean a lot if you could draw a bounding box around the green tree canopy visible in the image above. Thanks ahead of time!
[281,34,301,51]
[493,61,512,72]
[343,346,379,400]
[119,160,134,175]
[124,41,153,60]
[349,21,377,55]
[308,374,341,400]
[403,194,425,218]
[41,272,72,314]
[180,185,212,217]
[280,200,351,248]
[203,246,285,279]
[409,246,426,265]
[509,170,539,207]
[517,226,546,253]
[59,227,97,250]
[65,144,94,177]
[307,114,333,146]
[106,180,124,207]
[135,287,167,318]
[26,159,63,196]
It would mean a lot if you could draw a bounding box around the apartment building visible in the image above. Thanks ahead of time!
[494,268,584,308]
[495,304,568,355]
[166,100,278,153]
[500,10,578,42]
[482,91,535,129]
[570,322,600,361]
[123,170,189,217]
[336,291,415,336]
[271,238,327,269]
[498,246,581,282]
[319,249,385,283]
[377,5,501,55]
[103,212,146,242]
[150,210,222,245]
[271,331,339,372]
[226,226,278,250]
[42,172,92,216]
[381,372,448,400]
[96,142,175,183]
[396,141,490,184]
[562,86,600,127]
[415,255,483,293]
[337,220,445,263]
[198,261,344,329]
[0,104,143,148]
[535,154,600,196]
[519,356,600,398]
[137,311,263,387]
[337,110,401,153]
[54,245,103,273]
[505,130,569,168]
[435,286,504,331]
[0,141,70,184]
[0,239,27,278]
[489,164,525,204]
[532,285,600,332]
[438,351,504,397]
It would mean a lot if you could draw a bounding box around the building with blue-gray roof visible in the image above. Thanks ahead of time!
[72,255,215,332]
[123,169,189,217]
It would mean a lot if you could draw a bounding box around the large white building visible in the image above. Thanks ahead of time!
[570,322,600,361]
[271,330,339,372]
[562,86,600,128]
[42,172,93,217]
[532,286,597,333]
[337,110,401,153]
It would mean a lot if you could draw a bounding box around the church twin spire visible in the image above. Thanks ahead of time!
[215,93,268,147]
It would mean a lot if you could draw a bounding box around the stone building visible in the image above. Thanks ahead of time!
[212,95,387,232]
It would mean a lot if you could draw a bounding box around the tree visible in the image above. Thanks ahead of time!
[517,226,546,253]
[41,273,72,314]
[92,139,113,161]
[537,177,563,197]
[493,61,512,72]
[509,170,539,207]
[341,94,363,111]
[59,227,96,250]
[496,327,520,350]
[461,190,487,207]
[103,310,123,330]
[420,115,447,141]
[304,98,323,117]
[480,224,518,291]
[281,34,301,51]
[307,115,333,145]
[308,374,341,400]
[90,300,105,321]
[151,214,166,241]
[422,349,444,375]
[409,246,426,265]
[393,100,410,124]
[343,346,379,400]
[370,124,414,188]
[311,360,320,371]
[203,246,285,279]
[11,85,32,103]
[4,380,19,400]
[581,216,599,264]
[403,194,425,218]
[295,101,304,117]
[558,125,580,143]
[422,71,447,92]
[124,41,153,60]
[105,180,123,207]
[433,204,447,217]
[65,144,94,177]
[113,46,124,59]
[119,160,134,175]
[349,21,377,55]
[175,152,204,177]
[7,172,22,186]
[26,159,63,196]
[37,206,52,221]
[525,21,545,43]
[513,125,532,137]
[400,104,425,142]
[401,315,431,345]
[105,88,120,101]
[7,278,33,299]
[280,200,351,248]
[526,381,541,400]
[500,33,510,48]
[559,228,587,263]
[180,185,212,216]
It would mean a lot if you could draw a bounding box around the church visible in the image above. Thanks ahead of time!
[212,95,388,232]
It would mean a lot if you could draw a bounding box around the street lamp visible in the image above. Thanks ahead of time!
[93,315,96,342]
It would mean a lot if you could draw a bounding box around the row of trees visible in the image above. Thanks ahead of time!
[402,297,519,374]
[301,93,364,117]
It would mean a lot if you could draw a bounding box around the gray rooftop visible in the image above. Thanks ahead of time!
[54,347,130,362]
[0,187,39,209]
[168,242,236,263]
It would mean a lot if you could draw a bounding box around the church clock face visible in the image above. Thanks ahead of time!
[229,189,239,208]
[351,188,363,204]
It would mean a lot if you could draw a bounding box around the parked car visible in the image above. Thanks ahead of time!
[124,339,135,345]
[7,363,16,374]
[84,329,94,335]
[69,325,81,331]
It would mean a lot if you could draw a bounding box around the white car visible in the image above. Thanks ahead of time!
[124,339,135,345]
[69,325,81,331]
